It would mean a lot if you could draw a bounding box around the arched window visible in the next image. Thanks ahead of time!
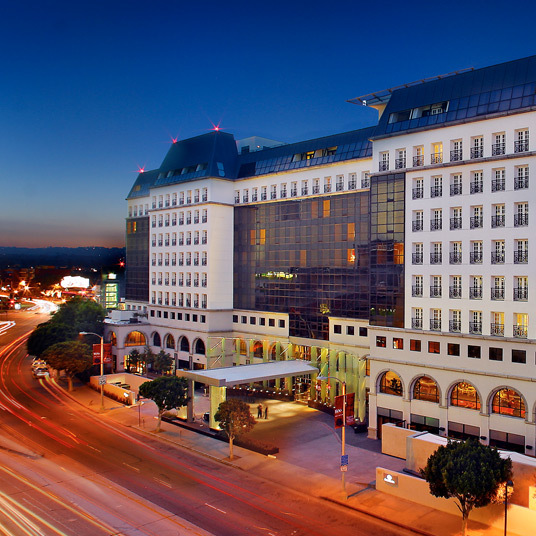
[125,331,146,347]
[165,334,175,349]
[194,339,205,355]
[450,382,480,410]
[379,371,403,396]
[252,341,263,358]
[180,337,189,353]
[492,388,525,419]
[413,376,439,403]
[153,332,161,347]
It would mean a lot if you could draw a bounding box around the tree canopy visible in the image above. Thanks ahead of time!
[138,376,188,432]
[214,399,256,460]
[42,340,93,391]
[152,350,173,375]
[421,439,513,536]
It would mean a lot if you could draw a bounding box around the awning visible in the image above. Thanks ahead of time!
[176,359,318,387]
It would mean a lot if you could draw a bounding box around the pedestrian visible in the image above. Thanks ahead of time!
[257,403,263,418]
[264,405,268,419]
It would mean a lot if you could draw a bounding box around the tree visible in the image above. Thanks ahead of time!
[153,350,173,375]
[127,349,141,372]
[421,439,513,536]
[214,399,256,460]
[138,376,188,432]
[42,340,93,391]
[28,322,76,356]
[141,345,155,375]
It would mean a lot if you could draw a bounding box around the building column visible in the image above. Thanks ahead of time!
[368,392,378,439]
[438,404,448,438]
[209,385,226,430]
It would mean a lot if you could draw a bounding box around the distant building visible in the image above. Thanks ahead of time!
[107,55,536,454]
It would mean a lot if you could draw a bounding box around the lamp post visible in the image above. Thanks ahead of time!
[318,374,347,498]
[79,331,105,411]
[504,479,514,536]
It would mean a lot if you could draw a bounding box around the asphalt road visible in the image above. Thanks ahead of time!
[0,307,418,536]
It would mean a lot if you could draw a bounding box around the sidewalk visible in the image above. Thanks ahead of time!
[67,382,514,536]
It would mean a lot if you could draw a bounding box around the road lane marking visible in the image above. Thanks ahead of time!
[123,463,140,472]
[153,477,172,488]
[205,503,226,514]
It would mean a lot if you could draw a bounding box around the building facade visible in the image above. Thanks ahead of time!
[107,55,536,452]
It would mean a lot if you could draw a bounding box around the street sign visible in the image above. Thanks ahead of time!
[340,465,348,472]
[341,454,348,465]
[98,376,106,385]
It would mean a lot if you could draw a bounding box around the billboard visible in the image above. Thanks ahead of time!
[92,343,113,365]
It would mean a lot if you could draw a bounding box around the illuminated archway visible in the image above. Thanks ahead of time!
[165,334,175,350]
[252,341,263,359]
[378,371,403,396]
[491,388,525,418]
[412,375,439,403]
[450,382,481,410]
[125,331,146,347]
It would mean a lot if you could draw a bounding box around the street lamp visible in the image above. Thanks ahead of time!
[318,374,347,499]
[79,331,105,411]
[504,479,514,536]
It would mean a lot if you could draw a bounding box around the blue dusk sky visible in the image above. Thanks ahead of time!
[1,0,535,248]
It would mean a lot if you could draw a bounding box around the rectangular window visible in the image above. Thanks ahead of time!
[512,349,526,364]
[241,316,247,324]
[334,324,342,334]
[250,317,256,325]
[359,327,368,337]
[268,318,275,327]
[259,318,266,326]
[347,326,355,336]
[468,345,481,359]
[393,337,404,349]
[410,339,421,352]
[489,347,503,361]
[278,319,285,328]
[376,336,387,347]
[448,343,460,356]
[428,341,440,354]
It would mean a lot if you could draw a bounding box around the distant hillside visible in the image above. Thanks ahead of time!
[0,247,125,269]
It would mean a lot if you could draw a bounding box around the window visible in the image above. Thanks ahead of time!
[428,341,440,354]
[376,336,387,347]
[470,170,483,194]
[250,317,256,325]
[471,136,483,159]
[259,318,265,326]
[514,202,528,227]
[492,132,505,155]
[451,382,480,410]
[450,174,462,196]
[514,129,529,153]
[346,326,354,336]
[334,324,342,334]
[241,316,247,324]
[379,371,403,396]
[412,177,423,199]
[489,347,503,361]
[278,319,285,328]
[413,376,439,403]
[431,176,442,197]
[447,343,460,356]
[468,345,481,359]
[410,339,421,351]
[431,142,443,164]
[492,388,525,418]
[413,145,424,166]
[268,318,275,327]
[393,337,404,349]
[359,327,368,337]
[512,349,526,364]
[492,169,505,192]
[379,152,389,171]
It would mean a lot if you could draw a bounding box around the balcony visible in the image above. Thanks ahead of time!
[291,188,298,196]
[194,195,199,203]
[412,220,423,231]
[157,240,163,247]
[235,195,240,203]
[490,323,504,336]
[178,239,184,246]
[348,180,357,190]
[449,252,462,264]
[193,216,199,224]
[336,182,344,192]
[171,300,176,306]
[271,192,277,199]
[202,301,207,309]
[261,192,267,200]
[324,184,331,193]
[193,237,199,245]
[492,143,505,156]
[152,222,156,228]
[430,152,443,164]
[158,202,163,208]
[490,287,505,300]
[470,251,483,264]
[164,240,169,246]
[514,176,529,189]
[491,215,505,228]
[280,190,287,198]
[193,259,199,266]
[186,217,191,225]
[412,286,423,297]
[470,181,483,194]
[202,280,207,287]
[412,187,423,199]
[172,239,176,246]
[202,215,207,223]
[172,219,177,226]
[469,287,483,299]
[491,252,505,264]
[514,287,528,301]
[164,279,169,286]
[450,149,463,161]
[178,279,184,286]
[412,318,423,329]
[151,259,156,266]
[513,325,528,338]
[470,216,483,229]
[430,253,442,264]
[430,285,442,298]
[379,161,389,172]
[186,238,191,245]
[202,237,207,244]
[301,187,309,195]
[450,184,462,196]
[514,213,529,227]
[151,278,156,285]
[395,157,406,169]
[151,240,156,247]
[186,197,191,204]
[179,199,184,205]
[413,155,424,167]
[470,147,483,159]
[202,258,207,266]
[430,185,442,198]
[514,139,529,153]
[430,220,442,231]
[412,253,423,264]
[312,185,320,194]
[430,319,441,331]
[514,251,528,264]
[449,320,461,332]
[202,193,208,202]
[179,218,184,225]
[178,259,184,266]
[469,322,482,334]
[450,217,462,230]
[491,178,505,192]
[449,286,462,299]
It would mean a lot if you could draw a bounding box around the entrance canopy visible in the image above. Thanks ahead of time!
[176,359,318,387]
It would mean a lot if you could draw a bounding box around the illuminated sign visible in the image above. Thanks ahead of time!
[61,276,90,289]
[383,473,398,486]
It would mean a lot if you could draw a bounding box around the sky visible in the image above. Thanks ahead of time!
[1,0,535,248]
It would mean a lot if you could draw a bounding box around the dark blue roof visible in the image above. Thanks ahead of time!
[236,127,374,178]
[374,55,536,137]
